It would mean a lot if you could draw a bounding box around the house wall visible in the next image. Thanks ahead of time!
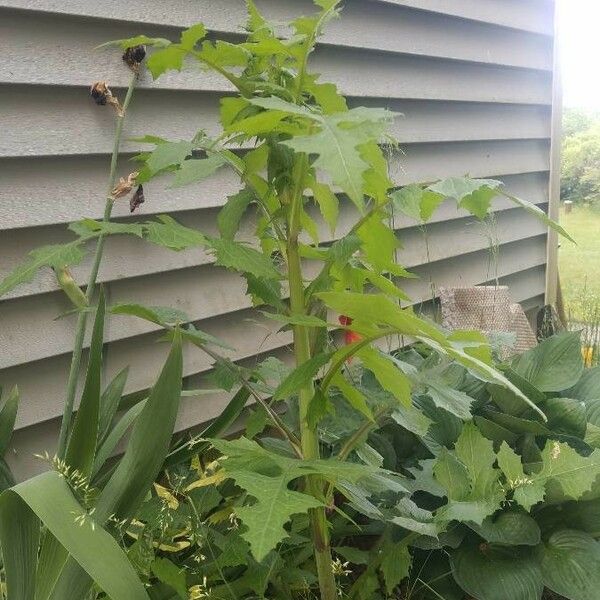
[0,0,556,478]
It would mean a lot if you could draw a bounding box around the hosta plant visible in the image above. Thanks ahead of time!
[0,1,571,599]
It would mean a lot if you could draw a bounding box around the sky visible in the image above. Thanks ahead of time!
[558,0,600,110]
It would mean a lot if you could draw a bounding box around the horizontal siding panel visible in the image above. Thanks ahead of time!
[0,171,550,302]
[372,0,554,35]
[1,140,551,231]
[0,1,553,70]
[5,262,546,480]
[0,10,553,103]
[0,88,552,158]
[2,234,547,432]
[0,205,548,369]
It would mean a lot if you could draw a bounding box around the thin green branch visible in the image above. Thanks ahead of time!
[57,72,138,458]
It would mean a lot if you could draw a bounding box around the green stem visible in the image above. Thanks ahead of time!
[57,72,138,458]
[286,160,337,600]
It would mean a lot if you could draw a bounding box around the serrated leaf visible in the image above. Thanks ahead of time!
[244,273,285,310]
[390,185,423,221]
[282,107,395,207]
[0,242,85,298]
[428,177,503,220]
[69,219,144,238]
[380,541,411,594]
[146,46,186,79]
[331,372,373,421]
[144,141,193,176]
[391,404,432,437]
[311,179,339,234]
[358,347,411,407]
[218,188,254,239]
[179,23,207,51]
[210,238,280,280]
[211,437,399,560]
[425,380,474,420]
[273,352,332,401]
[110,303,189,326]
[171,154,226,188]
[144,215,208,251]
[99,35,170,50]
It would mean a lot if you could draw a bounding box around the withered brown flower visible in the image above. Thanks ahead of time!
[130,185,145,213]
[89,81,124,116]
[123,45,146,71]
[110,171,139,199]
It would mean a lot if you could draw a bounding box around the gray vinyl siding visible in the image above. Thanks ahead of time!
[0,0,555,478]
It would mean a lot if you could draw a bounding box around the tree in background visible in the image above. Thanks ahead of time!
[562,108,600,203]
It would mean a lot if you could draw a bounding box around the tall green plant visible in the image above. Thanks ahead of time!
[0,2,571,599]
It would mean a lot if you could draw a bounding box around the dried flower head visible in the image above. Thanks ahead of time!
[123,45,146,71]
[89,81,124,116]
[110,171,139,199]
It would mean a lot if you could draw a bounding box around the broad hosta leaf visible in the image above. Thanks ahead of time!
[469,511,540,546]
[210,238,280,280]
[541,530,600,600]
[0,241,85,298]
[543,397,587,438]
[144,215,208,251]
[218,188,254,239]
[566,366,600,401]
[512,332,584,392]
[0,386,19,457]
[451,542,543,600]
[66,289,106,478]
[0,472,149,600]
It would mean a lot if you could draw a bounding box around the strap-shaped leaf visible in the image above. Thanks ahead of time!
[0,385,19,456]
[49,334,183,599]
[65,288,105,478]
[0,472,148,600]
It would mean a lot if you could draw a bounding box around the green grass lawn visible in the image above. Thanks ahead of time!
[559,204,600,321]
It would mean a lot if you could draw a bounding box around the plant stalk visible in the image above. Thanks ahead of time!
[57,73,138,458]
[286,163,337,600]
